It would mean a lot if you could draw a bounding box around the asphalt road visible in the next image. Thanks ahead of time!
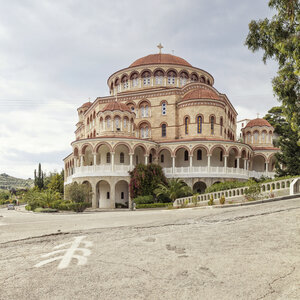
[0,198,299,300]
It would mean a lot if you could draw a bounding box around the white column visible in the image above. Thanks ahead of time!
[237,157,240,169]
[129,153,133,170]
[244,159,247,169]
[93,153,97,166]
[145,155,148,165]
[80,155,84,167]
[92,184,97,209]
[189,155,193,169]
[207,155,211,169]
[111,152,115,172]
[224,156,228,168]
[172,156,175,173]
[265,162,269,173]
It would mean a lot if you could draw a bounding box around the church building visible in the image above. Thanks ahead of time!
[63,46,279,209]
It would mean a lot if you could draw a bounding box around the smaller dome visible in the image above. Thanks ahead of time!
[80,101,92,108]
[130,53,192,68]
[182,88,219,101]
[245,118,272,128]
[101,102,131,113]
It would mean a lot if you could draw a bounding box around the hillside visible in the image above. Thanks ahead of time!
[0,173,34,190]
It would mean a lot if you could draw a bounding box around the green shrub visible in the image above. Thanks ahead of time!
[136,203,169,209]
[25,205,31,211]
[219,195,226,205]
[244,180,261,201]
[65,182,91,203]
[69,202,91,212]
[208,195,214,206]
[133,195,154,204]
[205,181,248,193]
[34,207,58,213]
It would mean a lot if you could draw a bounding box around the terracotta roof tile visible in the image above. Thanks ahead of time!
[245,118,272,128]
[80,102,92,108]
[101,102,131,113]
[182,88,219,101]
[130,53,192,67]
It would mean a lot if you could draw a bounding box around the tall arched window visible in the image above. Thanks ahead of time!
[161,123,166,137]
[191,73,198,82]
[106,117,111,129]
[254,131,259,143]
[140,124,150,138]
[122,76,129,89]
[154,70,164,85]
[197,116,202,134]
[184,150,189,161]
[131,73,139,87]
[262,131,266,143]
[167,71,176,85]
[140,102,149,117]
[180,72,188,86]
[185,117,189,135]
[161,102,166,115]
[142,71,151,86]
[106,152,111,163]
[210,116,215,134]
[220,117,223,135]
[115,117,120,130]
[197,149,202,160]
[120,152,124,163]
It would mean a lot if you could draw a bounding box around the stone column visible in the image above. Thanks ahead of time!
[129,153,133,170]
[111,152,115,172]
[93,153,97,166]
[224,156,228,168]
[244,159,247,170]
[110,183,115,209]
[207,155,211,170]
[145,155,149,165]
[189,155,193,169]
[92,184,97,209]
[80,155,84,167]
[265,162,269,173]
[172,156,175,173]
[237,157,240,169]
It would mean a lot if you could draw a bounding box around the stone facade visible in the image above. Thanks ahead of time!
[63,52,279,209]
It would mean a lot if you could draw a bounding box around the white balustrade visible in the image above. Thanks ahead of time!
[72,164,131,178]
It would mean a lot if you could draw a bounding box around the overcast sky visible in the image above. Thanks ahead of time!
[0,0,279,179]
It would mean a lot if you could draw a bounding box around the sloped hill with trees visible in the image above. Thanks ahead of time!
[0,173,34,190]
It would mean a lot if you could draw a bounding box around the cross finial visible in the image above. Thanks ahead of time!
[256,113,260,118]
[157,43,163,54]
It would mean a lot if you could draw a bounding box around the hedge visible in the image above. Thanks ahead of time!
[136,203,169,209]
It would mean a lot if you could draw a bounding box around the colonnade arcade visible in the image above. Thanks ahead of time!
[65,140,276,177]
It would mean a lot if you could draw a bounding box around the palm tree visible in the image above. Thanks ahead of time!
[154,178,192,202]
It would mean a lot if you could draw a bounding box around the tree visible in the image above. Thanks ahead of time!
[129,164,167,199]
[65,182,91,203]
[47,171,64,194]
[265,106,300,175]
[245,0,300,173]
[34,163,44,190]
[154,178,192,202]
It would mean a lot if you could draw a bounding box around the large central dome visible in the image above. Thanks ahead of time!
[129,53,192,68]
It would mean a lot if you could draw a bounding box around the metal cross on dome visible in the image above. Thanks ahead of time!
[157,43,163,54]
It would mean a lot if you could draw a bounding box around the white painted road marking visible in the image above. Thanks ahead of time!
[35,236,93,269]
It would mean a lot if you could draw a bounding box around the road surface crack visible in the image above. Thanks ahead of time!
[256,265,296,300]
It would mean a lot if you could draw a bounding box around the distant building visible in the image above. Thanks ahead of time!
[236,119,251,141]
[63,49,279,209]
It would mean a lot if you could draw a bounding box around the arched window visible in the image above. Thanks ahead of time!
[140,124,150,138]
[154,70,164,85]
[115,117,120,130]
[142,71,151,86]
[106,117,111,129]
[180,72,188,86]
[106,152,111,163]
[123,118,127,129]
[140,102,150,117]
[262,131,266,143]
[167,71,176,85]
[122,76,129,89]
[131,73,139,87]
[247,132,251,143]
[161,102,166,115]
[184,150,189,161]
[191,73,198,82]
[107,192,110,199]
[254,131,259,143]
[197,116,202,134]
[197,149,202,160]
[185,117,189,135]
[120,152,124,163]
[121,192,124,199]
[161,123,167,137]
[161,154,164,163]
[145,105,149,117]
[210,116,215,134]
[220,117,223,135]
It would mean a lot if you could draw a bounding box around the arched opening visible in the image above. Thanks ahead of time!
[211,146,225,167]
[141,70,151,86]
[114,144,130,166]
[158,149,172,168]
[82,145,93,166]
[193,181,207,194]
[154,69,164,85]
[95,144,111,166]
[134,145,146,166]
[96,180,111,209]
[82,181,92,203]
[192,146,208,167]
[252,155,266,172]
[175,147,190,167]
[228,148,239,168]
[139,122,150,139]
[268,155,276,172]
[115,180,129,208]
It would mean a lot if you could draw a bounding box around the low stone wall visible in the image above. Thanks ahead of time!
[174,177,299,207]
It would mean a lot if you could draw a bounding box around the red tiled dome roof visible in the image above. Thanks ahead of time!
[101,102,131,113]
[130,53,192,68]
[245,118,272,128]
[80,101,92,108]
[182,88,219,101]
